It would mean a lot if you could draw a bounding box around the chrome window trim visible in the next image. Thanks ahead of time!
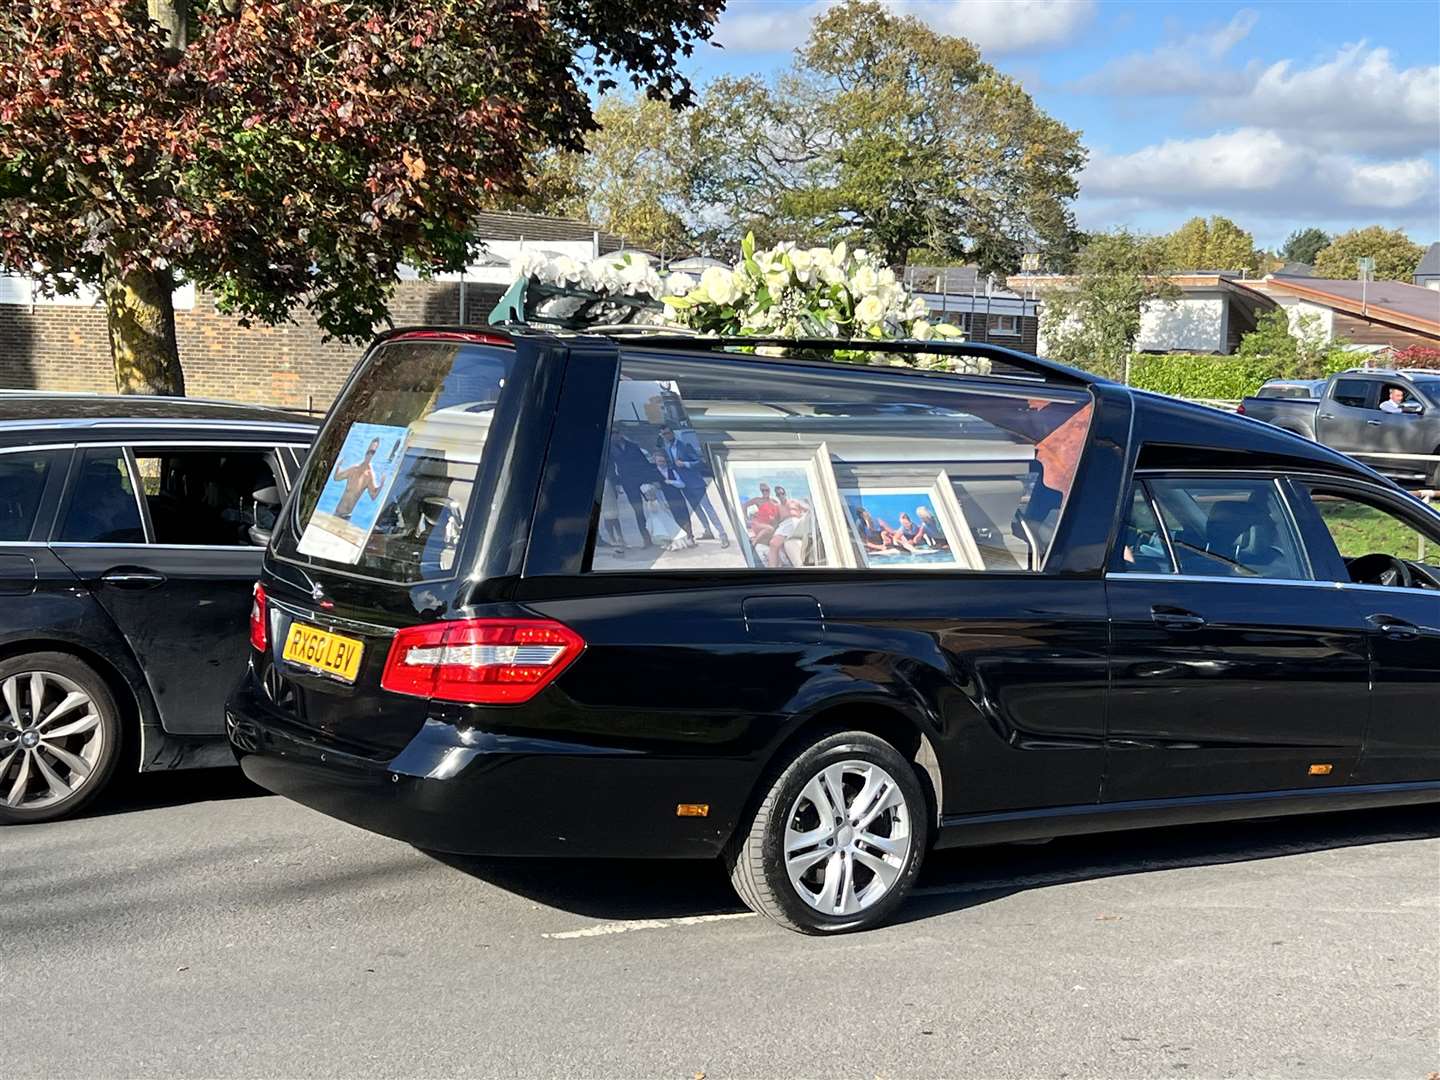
[0,418,317,435]
[48,542,265,553]
[1106,571,1342,588]
[0,442,79,454]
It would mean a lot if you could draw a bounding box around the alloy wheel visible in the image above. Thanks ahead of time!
[783,759,913,916]
[0,671,105,812]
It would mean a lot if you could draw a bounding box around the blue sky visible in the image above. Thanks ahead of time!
[674,1,1440,250]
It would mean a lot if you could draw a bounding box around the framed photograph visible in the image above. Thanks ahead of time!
[716,442,854,569]
[297,422,409,565]
[591,422,748,573]
[839,470,984,571]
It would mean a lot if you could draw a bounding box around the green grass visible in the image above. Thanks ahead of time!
[1315,500,1430,561]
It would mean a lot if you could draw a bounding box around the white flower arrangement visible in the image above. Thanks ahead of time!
[660,234,973,370]
[509,248,664,300]
[505,235,982,372]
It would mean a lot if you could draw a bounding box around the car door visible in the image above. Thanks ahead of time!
[1315,377,1378,455]
[1291,479,1440,783]
[1370,379,1433,459]
[1105,473,1371,801]
[51,442,288,736]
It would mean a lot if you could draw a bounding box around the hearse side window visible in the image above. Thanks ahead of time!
[57,448,144,544]
[0,450,60,543]
[1331,379,1371,409]
[132,449,281,547]
[1142,477,1309,580]
[280,340,516,582]
[592,354,1094,573]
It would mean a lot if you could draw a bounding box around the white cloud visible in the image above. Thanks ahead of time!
[1075,9,1259,96]
[714,0,1096,56]
[1205,43,1440,155]
[1079,128,1439,234]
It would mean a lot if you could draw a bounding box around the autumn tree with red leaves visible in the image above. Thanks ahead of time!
[0,0,721,394]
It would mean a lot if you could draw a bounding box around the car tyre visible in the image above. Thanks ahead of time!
[0,652,123,825]
[726,729,929,934]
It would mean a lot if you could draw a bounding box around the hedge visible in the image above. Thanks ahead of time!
[1127,352,1356,400]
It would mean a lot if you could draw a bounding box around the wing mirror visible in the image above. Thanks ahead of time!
[1401,401,1424,414]
[248,485,283,547]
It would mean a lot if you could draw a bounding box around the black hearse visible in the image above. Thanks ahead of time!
[0,394,314,823]
[228,330,1440,933]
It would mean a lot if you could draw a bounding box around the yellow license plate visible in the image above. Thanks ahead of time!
[282,622,365,683]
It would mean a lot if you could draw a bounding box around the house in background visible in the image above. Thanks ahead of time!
[1010,270,1276,355]
[1239,275,1440,350]
[906,265,1039,352]
[1414,243,1440,290]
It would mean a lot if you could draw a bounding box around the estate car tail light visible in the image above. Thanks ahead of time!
[1236,402,1246,415]
[381,618,585,705]
[249,583,269,653]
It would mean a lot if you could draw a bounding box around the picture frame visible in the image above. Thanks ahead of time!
[714,441,855,570]
[837,468,984,571]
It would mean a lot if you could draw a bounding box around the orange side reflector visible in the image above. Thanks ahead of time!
[1308,763,1333,776]
[676,803,710,817]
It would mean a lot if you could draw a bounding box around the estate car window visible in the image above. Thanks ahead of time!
[57,449,143,544]
[1306,488,1436,569]
[1113,484,1175,573]
[283,339,516,582]
[1330,379,1370,409]
[1143,477,1309,580]
[593,354,1093,573]
[132,449,280,547]
[0,451,59,542]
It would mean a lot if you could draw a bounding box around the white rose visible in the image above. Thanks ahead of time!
[700,265,739,306]
[878,267,896,288]
[764,270,789,294]
[907,296,929,320]
[553,255,581,284]
[855,294,885,325]
[912,318,933,340]
[851,265,878,295]
[664,272,695,296]
[790,248,814,281]
[619,254,652,286]
[821,262,847,286]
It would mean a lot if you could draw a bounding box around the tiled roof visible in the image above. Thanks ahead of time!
[472,211,626,252]
[1415,242,1440,279]
[1246,276,1440,334]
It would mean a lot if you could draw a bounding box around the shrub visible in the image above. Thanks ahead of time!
[1390,344,1440,370]
[1129,354,1275,399]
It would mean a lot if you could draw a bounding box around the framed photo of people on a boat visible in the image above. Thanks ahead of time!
[839,469,983,570]
[714,442,854,570]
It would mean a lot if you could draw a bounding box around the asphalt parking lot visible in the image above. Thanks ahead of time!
[4,771,1437,1080]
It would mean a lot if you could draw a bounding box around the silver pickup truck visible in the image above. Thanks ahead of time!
[1240,368,1440,485]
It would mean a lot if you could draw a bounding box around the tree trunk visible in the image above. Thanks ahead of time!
[102,256,185,396]
[147,0,189,53]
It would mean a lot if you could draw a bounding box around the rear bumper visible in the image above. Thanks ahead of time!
[225,678,750,858]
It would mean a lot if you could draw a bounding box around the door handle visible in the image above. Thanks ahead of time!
[100,570,166,590]
[1318,413,1335,420]
[1367,614,1420,640]
[1366,419,1382,426]
[1151,606,1206,630]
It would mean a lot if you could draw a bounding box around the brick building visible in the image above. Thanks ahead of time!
[0,211,623,413]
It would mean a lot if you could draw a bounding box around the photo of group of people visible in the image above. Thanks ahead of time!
[729,465,825,568]
[845,492,952,566]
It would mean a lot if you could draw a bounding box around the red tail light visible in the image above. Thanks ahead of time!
[1236,402,1246,414]
[381,618,585,705]
[249,583,269,652]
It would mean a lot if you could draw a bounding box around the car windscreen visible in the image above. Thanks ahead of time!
[279,338,516,583]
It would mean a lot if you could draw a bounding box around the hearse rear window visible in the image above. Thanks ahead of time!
[593,354,1093,573]
[284,339,515,582]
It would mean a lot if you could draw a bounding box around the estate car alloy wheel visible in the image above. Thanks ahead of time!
[728,729,929,934]
[0,653,122,825]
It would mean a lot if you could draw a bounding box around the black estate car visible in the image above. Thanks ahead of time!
[0,394,315,823]
[228,329,1440,933]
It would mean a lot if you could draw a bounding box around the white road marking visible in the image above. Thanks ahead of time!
[543,912,757,939]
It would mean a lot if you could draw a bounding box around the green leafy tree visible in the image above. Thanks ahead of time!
[0,0,720,394]
[1236,308,1351,379]
[1313,226,1425,282]
[1037,230,1178,380]
[1280,227,1331,266]
[1161,216,1259,273]
[691,0,1086,270]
